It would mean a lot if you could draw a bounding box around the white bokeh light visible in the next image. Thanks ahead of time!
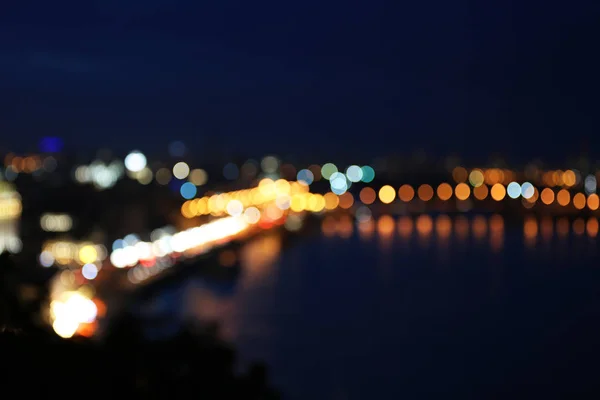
[124,151,147,173]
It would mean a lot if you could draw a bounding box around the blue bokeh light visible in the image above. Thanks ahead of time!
[297,169,314,185]
[361,166,375,183]
[180,182,197,199]
[40,137,63,153]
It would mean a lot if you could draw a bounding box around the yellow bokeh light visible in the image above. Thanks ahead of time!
[454,183,470,201]
[78,245,98,265]
[258,178,276,198]
[323,192,339,210]
[290,194,307,212]
[468,169,484,187]
[181,201,195,218]
[490,183,506,201]
[307,194,325,212]
[274,179,291,195]
[379,185,396,204]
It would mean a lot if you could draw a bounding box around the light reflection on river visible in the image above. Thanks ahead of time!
[157,214,600,399]
[0,218,21,255]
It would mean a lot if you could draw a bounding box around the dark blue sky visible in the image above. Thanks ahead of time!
[1,1,599,162]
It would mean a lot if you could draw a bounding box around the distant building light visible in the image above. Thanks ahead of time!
[40,213,73,232]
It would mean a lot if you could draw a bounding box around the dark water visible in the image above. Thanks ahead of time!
[139,214,600,399]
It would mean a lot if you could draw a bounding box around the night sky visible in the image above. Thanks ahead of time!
[2,1,600,163]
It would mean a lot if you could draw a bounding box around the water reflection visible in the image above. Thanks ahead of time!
[472,215,487,241]
[337,215,353,239]
[557,217,570,237]
[322,214,600,254]
[0,183,22,254]
[185,233,284,344]
[540,217,553,240]
[435,215,452,241]
[523,216,538,247]
[573,218,585,236]
[587,218,599,237]
[415,215,433,237]
[377,215,394,249]
[238,233,282,285]
[455,216,469,242]
[0,219,21,255]
[357,218,375,239]
[489,214,504,252]
[397,216,413,239]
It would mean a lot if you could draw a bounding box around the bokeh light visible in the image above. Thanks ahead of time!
[417,184,434,201]
[360,166,375,183]
[398,185,414,202]
[173,162,190,179]
[490,183,506,201]
[124,151,147,173]
[180,182,197,199]
[436,183,453,201]
[379,185,396,204]
[321,163,338,180]
[346,165,363,182]
[507,182,521,199]
[189,169,208,186]
[297,169,314,185]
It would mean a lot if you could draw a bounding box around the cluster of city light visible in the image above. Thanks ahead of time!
[39,240,107,268]
[40,213,73,232]
[452,167,515,187]
[123,150,212,193]
[3,153,44,174]
[50,289,99,339]
[181,178,310,218]
[109,216,250,270]
[539,169,581,188]
[0,183,22,220]
[320,163,375,195]
[74,160,125,189]
[452,166,600,194]
[338,181,600,212]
